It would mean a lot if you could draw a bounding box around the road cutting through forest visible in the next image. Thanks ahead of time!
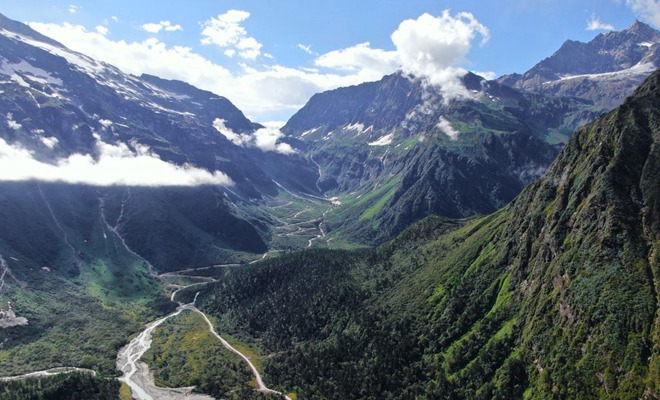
[117,266,292,400]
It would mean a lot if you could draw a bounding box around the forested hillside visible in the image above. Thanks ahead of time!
[197,70,660,399]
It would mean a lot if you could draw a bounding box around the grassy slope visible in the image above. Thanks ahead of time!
[142,309,271,399]
[0,184,172,376]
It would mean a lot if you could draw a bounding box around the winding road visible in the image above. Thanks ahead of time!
[1,182,330,398]
[117,268,292,400]
[116,300,212,400]
[0,367,97,382]
[193,309,291,399]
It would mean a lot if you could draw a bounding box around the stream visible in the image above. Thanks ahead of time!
[117,273,291,400]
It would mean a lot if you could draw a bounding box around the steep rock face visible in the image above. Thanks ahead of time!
[499,21,660,109]
[284,71,596,244]
[198,70,660,399]
[283,73,421,140]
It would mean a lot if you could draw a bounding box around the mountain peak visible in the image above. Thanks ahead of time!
[629,19,654,34]
[497,21,659,109]
[0,12,62,48]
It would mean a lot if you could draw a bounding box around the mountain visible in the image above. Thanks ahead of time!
[283,71,598,244]
[0,13,323,271]
[0,12,322,380]
[197,69,660,399]
[498,20,660,109]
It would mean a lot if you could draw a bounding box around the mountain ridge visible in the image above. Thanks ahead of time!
[283,69,598,244]
[498,20,660,109]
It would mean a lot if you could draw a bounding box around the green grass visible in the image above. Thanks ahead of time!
[463,242,496,276]
[143,310,269,399]
[359,183,399,221]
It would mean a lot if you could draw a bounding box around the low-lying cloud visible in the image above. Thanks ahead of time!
[0,136,233,186]
[436,116,459,140]
[213,119,294,154]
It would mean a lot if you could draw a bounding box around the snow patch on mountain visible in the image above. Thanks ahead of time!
[555,62,656,82]
[0,59,63,86]
[368,133,394,146]
[0,29,104,78]
[301,127,319,137]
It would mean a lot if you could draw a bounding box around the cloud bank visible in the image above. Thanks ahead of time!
[0,136,233,186]
[213,119,294,154]
[29,9,489,120]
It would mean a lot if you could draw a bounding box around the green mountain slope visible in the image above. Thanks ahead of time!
[283,71,601,247]
[196,70,660,399]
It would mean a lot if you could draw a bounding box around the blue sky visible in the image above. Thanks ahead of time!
[2,1,658,121]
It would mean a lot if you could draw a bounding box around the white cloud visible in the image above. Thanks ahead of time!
[392,10,489,101]
[201,10,262,60]
[471,70,496,80]
[111,16,119,23]
[28,22,232,92]
[437,116,459,140]
[213,118,294,154]
[235,37,262,60]
[297,43,314,55]
[141,21,183,34]
[213,118,250,146]
[29,21,322,119]
[68,5,78,14]
[162,22,183,32]
[0,136,233,186]
[28,9,489,121]
[315,42,399,77]
[142,23,163,34]
[253,127,295,154]
[626,0,660,27]
[586,15,615,31]
[95,25,109,36]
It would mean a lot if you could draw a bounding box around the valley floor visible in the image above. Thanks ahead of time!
[117,267,292,400]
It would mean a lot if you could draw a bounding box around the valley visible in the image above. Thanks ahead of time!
[0,8,657,400]
[118,259,294,400]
